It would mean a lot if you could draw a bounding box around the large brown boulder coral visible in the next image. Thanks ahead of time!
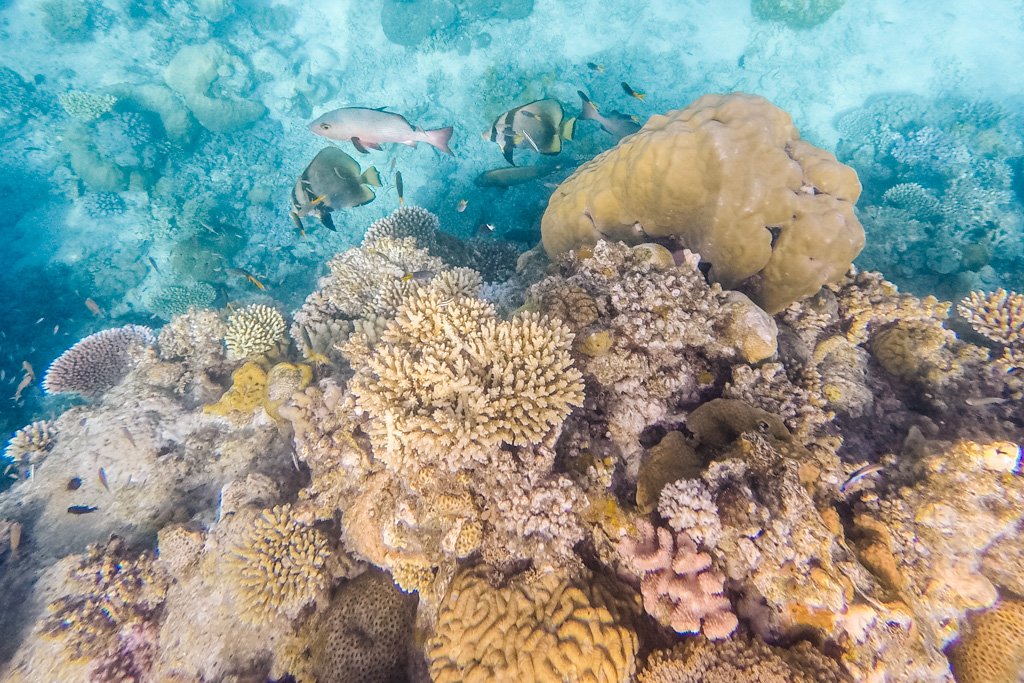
[541,93,864,313]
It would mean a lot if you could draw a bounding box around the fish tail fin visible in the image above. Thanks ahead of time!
[362,166,382,187]
[578,91,599,121]
[426,126,454,156]
[321,213,336,231]
[560,116,577,141]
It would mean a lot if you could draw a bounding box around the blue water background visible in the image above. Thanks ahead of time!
[1,0,1022,457]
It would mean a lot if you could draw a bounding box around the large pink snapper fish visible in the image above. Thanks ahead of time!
[309,107,454,156]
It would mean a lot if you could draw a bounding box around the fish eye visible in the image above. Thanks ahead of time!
[756,420,770,433]
[320,123,330,130]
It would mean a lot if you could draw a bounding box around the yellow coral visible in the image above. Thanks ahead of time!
[427,564,640,683]
[203,361,267,417]
[264,362,312,419]
[869,320,950,380]
[349,289,584,475]
[577,329,614,356]
[957,288,1024,347]
[227,505,331,624]
[950,599,1024,683]
[224,304,286,360]
[541,93,864,313]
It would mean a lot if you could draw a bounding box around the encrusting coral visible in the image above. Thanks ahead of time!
[223,304,286,360]
[226,504,331,625]
[426,563,641,683]
[949,598,1024,683]
[42,324,155,396]
[619,519,737,639]
[637,633,848,683]
[541,93,864,312]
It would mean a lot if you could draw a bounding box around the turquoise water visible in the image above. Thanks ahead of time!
[1,0,1022,447]
[0,1,1022,680]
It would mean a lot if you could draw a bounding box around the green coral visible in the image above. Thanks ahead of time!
[750,0,845,29]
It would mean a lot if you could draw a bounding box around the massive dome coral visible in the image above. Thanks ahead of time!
[541,93,864,312]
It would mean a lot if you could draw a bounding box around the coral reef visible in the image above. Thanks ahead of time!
[957,288,1024,347]
[750,0,845,29]
[223,304,286,360]
[637,633,848,682]
[57,91,117,121]
[226,504,331,625]
[620,520,737,639]
[42,325,155,397]
[4,420,55,476]
[426,564,640,683]
[145,283,217,320]
[949,598,1024,683]
[541,93,864,312]
[348,288,583,475]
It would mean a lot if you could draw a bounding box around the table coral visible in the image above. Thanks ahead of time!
[42,325,155,397]
[541,93,864,313]
[426,563,640,683]
[637,634,848,683]
[223,304,286,360]
[226,504,331,625]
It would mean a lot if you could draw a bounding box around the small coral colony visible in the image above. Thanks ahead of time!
[2,50,1024,683]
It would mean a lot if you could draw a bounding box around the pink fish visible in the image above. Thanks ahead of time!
[309,107,453,156]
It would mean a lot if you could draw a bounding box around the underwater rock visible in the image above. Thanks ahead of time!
[541,93,864,313]
[380,0,457,47]
[164,42,265,133]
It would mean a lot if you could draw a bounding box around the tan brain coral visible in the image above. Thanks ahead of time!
[427,564,640,683]
[541,93,864,313]
[950,598,1024,683]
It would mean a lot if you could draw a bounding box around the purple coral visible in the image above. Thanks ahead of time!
[43,324,155,397]
[620,520,737,640]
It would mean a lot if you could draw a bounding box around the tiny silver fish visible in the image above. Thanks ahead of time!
[841,463,884,493]
[965,396,1009,407]
[98,467,110,492]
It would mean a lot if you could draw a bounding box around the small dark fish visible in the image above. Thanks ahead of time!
[67,505,99,515]
[147,257,161,274]
[396,170,404,207]
[67,477,83,491]
[586,62,605,72]
[841,463,884,493]
[228,267,266,291]
[98,467,110,492]
[477,223,496,237]
[621,81,645,100]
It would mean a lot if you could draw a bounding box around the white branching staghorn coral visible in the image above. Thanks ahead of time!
[223,304,286,360]
[348,289,584,475]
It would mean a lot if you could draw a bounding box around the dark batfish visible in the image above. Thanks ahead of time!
[291,147,382,233]
[577,91,641,140]
[486,99,576,165]
[474,165,558,188]
[67,505,99,515]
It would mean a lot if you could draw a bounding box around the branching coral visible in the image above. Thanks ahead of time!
[226,504,331,624]
[43,325,155,396]
[541,93,864,312]
[349,288,583,475]
[619,520,737,639]
[957,288,1024,348]
[58,91,116,121]
[223,304,286,360]
[637,634,847,683]
[41,537,168,666]
[145,283,217,320]
[426,564,640,683]
[4,419,55,473]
